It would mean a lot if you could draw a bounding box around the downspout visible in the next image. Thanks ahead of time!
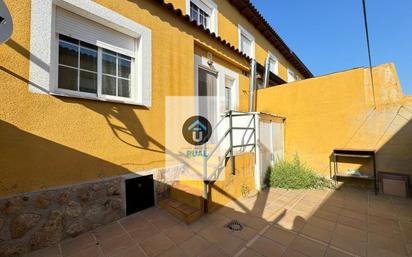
[263,57,270,89]
[248,59,257,112]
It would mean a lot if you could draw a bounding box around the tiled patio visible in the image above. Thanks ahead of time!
[24,187,412,257]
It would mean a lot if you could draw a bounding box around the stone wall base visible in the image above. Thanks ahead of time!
[0,165,184,257]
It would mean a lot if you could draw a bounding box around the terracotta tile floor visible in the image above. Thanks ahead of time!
[24,187,412,257]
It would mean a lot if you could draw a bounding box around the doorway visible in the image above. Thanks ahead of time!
[197,66,218,127]
[125,175,155,215]
[259,119,284,178]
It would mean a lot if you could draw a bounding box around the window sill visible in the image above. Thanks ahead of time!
[50,91,147,107]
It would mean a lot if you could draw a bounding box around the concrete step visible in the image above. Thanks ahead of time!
[170,183,204,210]
[159,198,203,224]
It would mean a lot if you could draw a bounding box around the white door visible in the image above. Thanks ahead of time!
[259,119,284,178]
[259,120,273,176]
[272,122,284,162]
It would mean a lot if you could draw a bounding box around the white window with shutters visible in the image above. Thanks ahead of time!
[186,0,218,33]
[29,0,152,106]
[238,24,255,58]
[287,68,298,82]
[224,76,236,111]
[267,52,278,76]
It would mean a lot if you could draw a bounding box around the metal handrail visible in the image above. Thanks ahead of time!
[204,110,256,176]
[232,127,255,130]
[202,110,257,213]
[239,114,255,147]
[206,127,231,161]
[233,143,255,148]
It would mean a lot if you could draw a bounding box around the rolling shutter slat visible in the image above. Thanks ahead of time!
[56,7,136,56]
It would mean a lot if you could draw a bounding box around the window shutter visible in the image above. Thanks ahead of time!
[191,0,212,15]
[56,7,136,57]
[56,7,152,107]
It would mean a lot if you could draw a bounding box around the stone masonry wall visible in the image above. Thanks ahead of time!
[0,177,123,257]
[0,165,183,257]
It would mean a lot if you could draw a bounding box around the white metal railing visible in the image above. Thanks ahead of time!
[202,110,257,212]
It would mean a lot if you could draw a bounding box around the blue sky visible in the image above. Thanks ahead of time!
[251,0,412,95]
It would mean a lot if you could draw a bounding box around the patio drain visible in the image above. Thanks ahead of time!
[224,220,244,231]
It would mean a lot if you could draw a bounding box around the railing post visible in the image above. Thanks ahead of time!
[203,143,208,213]
[229,111,235,175]
[253,114,257,150]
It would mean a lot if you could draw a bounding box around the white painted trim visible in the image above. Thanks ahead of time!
[224,75,237,111]
[238,24,255,59]
[267,51,279,76]
[194,54,239,113]
[29,0,152,107]
[287,68,296,82]
[186,0,218,34]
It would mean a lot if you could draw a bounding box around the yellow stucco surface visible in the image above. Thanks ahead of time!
[176,152,256,212]
[209,152,255,212]
[257,63,412,178]
[165,0,304,81]
[0,0,250,196]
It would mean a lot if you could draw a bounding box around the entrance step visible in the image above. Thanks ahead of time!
[159,198,202,224]
[170,183,204,210]
[159,183,205,224]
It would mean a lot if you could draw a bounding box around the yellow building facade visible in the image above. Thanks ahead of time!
[0,0,309,197]
[2,0,410,255]
[0,0,311,254]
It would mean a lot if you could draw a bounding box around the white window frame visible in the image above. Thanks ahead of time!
[267,51,279,76]
[194,54,240,154]
[224,76,237,111]
[238,24,255,59]
[287,68,297,82]
[194,54,239,113]
[56,35,136,102]
[186,0,218,34]
[29,0,152,107]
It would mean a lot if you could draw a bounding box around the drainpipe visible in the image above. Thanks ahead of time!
[248,59,257,112]
[263,57,270,89]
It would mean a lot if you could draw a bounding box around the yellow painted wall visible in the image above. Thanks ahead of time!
[172,152,256,212]
[0,0,250,196]
[165,0,305,81]
[257,63,412,178]
[209,152,256,212]
[194,46,250,112]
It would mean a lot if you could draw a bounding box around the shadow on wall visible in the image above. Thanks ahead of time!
[1,37,167,172]
[0,63,167,194]
[375,106,412,174]
[256,64,412,186]
[4,38,166,155]
[0,120,130,194]
[3,38,160,154]
[0,39,208,199]
[58,97,161,153]
[0,0,252,196]
[59,98,204,178]
[334,105,412,192]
